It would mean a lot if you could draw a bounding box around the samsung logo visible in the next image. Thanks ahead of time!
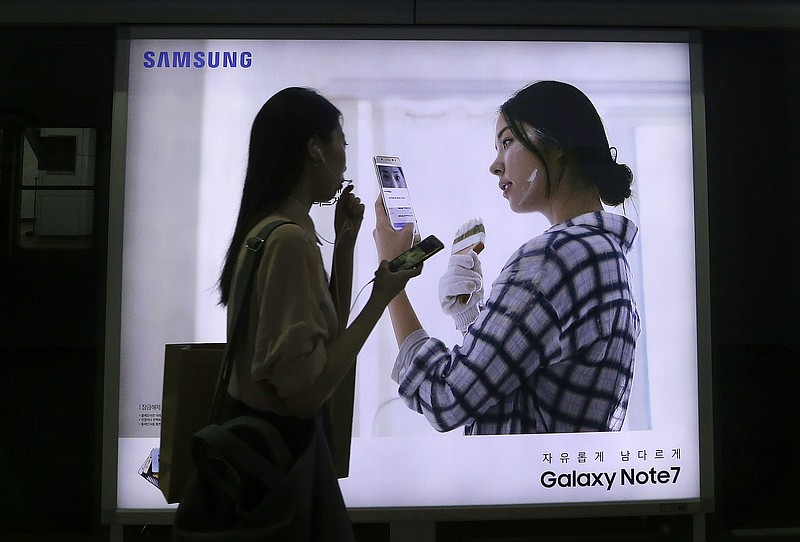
[143,50,253,69]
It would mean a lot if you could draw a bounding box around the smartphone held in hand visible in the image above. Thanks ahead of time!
[389,235,445,272]
[374,155,420,243]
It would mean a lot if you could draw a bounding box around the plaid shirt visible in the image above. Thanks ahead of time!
[392,211,640,435]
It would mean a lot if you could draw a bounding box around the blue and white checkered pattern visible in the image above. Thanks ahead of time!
[392,211,641,435]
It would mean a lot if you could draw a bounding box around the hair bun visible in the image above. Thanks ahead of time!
[594,162,633,206]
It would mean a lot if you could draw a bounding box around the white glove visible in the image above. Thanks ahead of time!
[438,251,484,331]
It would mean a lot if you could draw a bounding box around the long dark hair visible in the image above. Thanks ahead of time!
[499,80,633,206]
[218,87,342,305]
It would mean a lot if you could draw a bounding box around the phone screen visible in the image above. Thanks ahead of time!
[389,235,444,271]
[375,157,418,236]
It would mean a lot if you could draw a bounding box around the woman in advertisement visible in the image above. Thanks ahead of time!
[374,80,641,436]
[214,87,421,536]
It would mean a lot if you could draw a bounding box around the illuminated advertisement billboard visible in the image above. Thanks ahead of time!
[103,27,712,523]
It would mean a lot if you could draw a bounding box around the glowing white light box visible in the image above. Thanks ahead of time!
[104,27,712,524]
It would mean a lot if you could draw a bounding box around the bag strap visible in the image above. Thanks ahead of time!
[208,220,295,425]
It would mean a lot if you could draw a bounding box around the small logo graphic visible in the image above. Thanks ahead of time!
[143,50,253,69]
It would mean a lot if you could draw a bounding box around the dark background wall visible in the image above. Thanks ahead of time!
[1,2,798,541]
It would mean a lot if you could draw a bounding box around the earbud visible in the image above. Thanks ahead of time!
[315,147,325,163]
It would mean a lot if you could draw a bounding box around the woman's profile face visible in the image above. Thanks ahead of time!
[315,125,348,201]
[488,116,548,214]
